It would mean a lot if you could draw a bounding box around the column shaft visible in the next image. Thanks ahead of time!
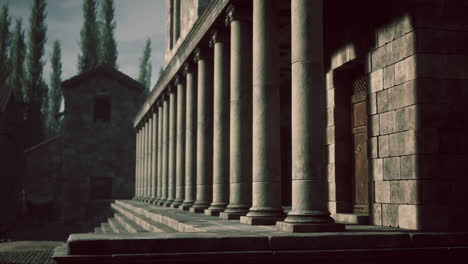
[221,7,253,220]
[165,89,177,206]
[276,0,343,232]
[206,32,230,216]
[173,79,186,208]
[190,49,214,213]
[151,110,158,201]
[181,64,197,210]
[155,103,164,204]
[240,0,285,225]
[143,122,148,199]
[158,97,170,205]
[147,115,153,202]
[135,130,140,199]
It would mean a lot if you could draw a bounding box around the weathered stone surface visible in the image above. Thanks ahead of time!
[398,204,419,229]
[379,111,396,135]
[400,155,417,179]
[377,90,388,113]
[395,105,416,132]
[384,157,400,180]
[370,69,383,93]
[390,180,420,204]
[383,65,395,89]
[382,204,399,227]
[375,181,390,203]
[378,135,389,158]
[372,203,382,226]
[370,115,379,137]
[371,158,383,181]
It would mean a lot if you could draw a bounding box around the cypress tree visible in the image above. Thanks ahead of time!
[9,18,26,104]
[137,39,152,95]
[47,40,62,135]
[26,0,47,146]
[100,0,117,68]
[78,0,99,73]
[0,5,10,92]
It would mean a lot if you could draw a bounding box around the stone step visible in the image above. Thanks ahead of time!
[114,212,148,233]
[101,223,112,233]
[108,218,128,234]
[111,202,177,233]
[94,227,103,233]
[114,200,202,232]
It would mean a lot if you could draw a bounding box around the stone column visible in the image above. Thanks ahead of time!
[138,127,143,200]
[158,95,170,206]
[181,63,197,210]
[134,128,140,199]
[142,121,148,200]
[154,101,164,204]
[151,108,158,202]
[146,114,153,202]
[190,47,214,213]
[165,85,177,207]
[240,0,285,225]
[206,30,230,216]
[220,4,253,220]
[173,75,186,208]
[277,0,343,232]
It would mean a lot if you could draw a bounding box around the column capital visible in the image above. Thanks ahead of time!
[173,74,181,87]
[209,29,228,47]
[193,47,210,63]
[182,62,194,77]
[225,4,251,25]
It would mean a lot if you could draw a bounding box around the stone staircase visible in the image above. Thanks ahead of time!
[93,200,178,234]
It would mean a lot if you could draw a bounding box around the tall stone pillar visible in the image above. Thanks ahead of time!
[240,0,285,225]
[173,75,186,208]
[206,30,230,216]
[277,0,344,232]
[158,95,170,206]
[153,101,164,204]
[150,108,158,202]
[190,47,214,213]
[134,129,140,199]
[165,85,177,207]
[138,127,143,200]
[146,114,153,202]
[181,63,197,210]
[220,4,253,220]
[142,121,148,200]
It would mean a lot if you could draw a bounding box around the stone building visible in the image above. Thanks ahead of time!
[0,85,24,233]
[54,0,468,262]
[24,66,144,228]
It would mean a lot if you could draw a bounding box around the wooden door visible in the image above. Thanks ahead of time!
[351,79,369,214]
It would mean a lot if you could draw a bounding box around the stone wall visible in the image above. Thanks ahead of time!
[24,135,63,224]
[165,0,213,64]
[61,75,141,224]
[325,0,468,231]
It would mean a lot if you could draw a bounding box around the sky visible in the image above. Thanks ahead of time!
[1,0,166,89]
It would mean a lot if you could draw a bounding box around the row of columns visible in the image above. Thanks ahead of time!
[134,0,343,232]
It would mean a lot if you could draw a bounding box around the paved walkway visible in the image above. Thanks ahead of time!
[0,241,64,264]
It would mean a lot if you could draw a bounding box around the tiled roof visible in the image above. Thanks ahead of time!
[62,66,145,91]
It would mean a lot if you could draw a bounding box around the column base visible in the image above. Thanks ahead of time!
[240,215,285,225]
[164,199,174,207]
[189,207,207,213]
[276,221,345,232]
[189,202,210,214]
[240,209,286,225]
[148,198,158,204]
[151,199,160,205]
[179,201,194,211]
[219,212,246,220]
[171,199,183,208]
[204,209,224,216]
[157,199,167,206]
